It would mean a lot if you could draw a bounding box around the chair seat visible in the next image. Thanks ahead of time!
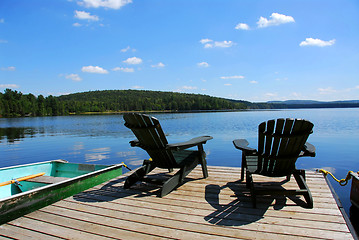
[173,150,200,167]
[245,155,295,177]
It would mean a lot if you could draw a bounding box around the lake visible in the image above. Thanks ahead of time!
[1,108,359,226]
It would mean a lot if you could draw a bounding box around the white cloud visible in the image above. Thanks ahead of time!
[200,39,234,48]
[291,92,302,98]
[0,19,4,23]
[66,74,82,81]
[132,85,143,89]
[1,66,16,71]
[207,41,234,48]
[112,67,134,72]
[265,92,278,97]
[78,0,132,9]
[235,23,250,30]
[318,87,336,94]
[151,62,165,68]
[220,75,245,79]
[200,39,212,44]
[74,10,99,21]
[0,84,19,89]
[300,38,336,47]
[121,46,130,52]
[73,22,82,27]
[214,41,233,48]
[123,57,142,65]
[197,62,209,68]
[81,65,108,74]
[182,86,197,90]
[224,83,232,86]
[257,13,295,28]
[204,43,213,48]
[120,46,136,52]
[0,39,8,44]
[249,80,258,84]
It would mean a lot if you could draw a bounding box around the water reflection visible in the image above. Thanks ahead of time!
[0,115,132,139]
[0,127,38,143]
[73,142,84,151]
[85,147,111,162]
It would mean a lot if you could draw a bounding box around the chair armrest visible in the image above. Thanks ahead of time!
[233,139,257,155]
[300,142,316,157]
[129,139,140,147]
[167,136,213,150]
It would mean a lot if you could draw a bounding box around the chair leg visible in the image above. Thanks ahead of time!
[293,170,313,208]
[124,161,155,189]
[286,175,291,181]
[245,169,250,189]
[240,152,246,181]
[246,171,256,208]
[198,144,208,178]
[160,158,198,197]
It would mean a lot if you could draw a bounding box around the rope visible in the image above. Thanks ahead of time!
[317,169,359,186]
[120,159,153,171]
[121,162,132,171]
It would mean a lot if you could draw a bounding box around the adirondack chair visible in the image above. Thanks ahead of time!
[233,118,316,208]
[123,113,213,197]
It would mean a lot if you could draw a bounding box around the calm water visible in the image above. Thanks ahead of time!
[1,109,359,224]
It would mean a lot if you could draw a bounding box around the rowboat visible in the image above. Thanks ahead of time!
[0,159,123,224]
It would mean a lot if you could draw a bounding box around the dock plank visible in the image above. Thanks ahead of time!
[0,224,62,240]
[1,166,354,240]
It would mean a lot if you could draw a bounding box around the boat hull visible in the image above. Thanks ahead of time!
[0,160,123,224]
[350,172,359,209]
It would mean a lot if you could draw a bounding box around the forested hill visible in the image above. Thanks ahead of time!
[2,89,357,118]
[57,90,252,113]
[0,89,265,117]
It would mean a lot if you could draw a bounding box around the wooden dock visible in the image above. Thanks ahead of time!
[0,166,355,239]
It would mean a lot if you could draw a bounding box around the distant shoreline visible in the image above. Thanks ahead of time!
[2,107,359,118]
[1,89,359,118]
[44,106,359,116]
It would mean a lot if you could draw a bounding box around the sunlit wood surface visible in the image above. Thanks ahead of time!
[0,166,353,239]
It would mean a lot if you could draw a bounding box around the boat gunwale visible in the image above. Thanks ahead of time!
[0,161,124,203]
[0,159,68,172]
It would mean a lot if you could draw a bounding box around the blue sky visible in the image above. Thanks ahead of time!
[0,0,358,102]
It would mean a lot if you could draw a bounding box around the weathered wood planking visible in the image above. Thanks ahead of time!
[0,166,354,239]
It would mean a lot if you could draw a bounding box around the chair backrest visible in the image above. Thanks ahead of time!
[256,118,313,177]
[123,113,176,168]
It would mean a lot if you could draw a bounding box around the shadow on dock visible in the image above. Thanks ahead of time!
[73,171,201,202]
[204,179,310,226]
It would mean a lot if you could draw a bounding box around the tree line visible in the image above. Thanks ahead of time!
[0,89,66,117]
[5,88,355,118]
[0,89,258,117]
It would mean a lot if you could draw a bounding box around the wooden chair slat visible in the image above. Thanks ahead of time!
[268,118,285,174]
[257,122,266,172]
[262,120,275,175]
